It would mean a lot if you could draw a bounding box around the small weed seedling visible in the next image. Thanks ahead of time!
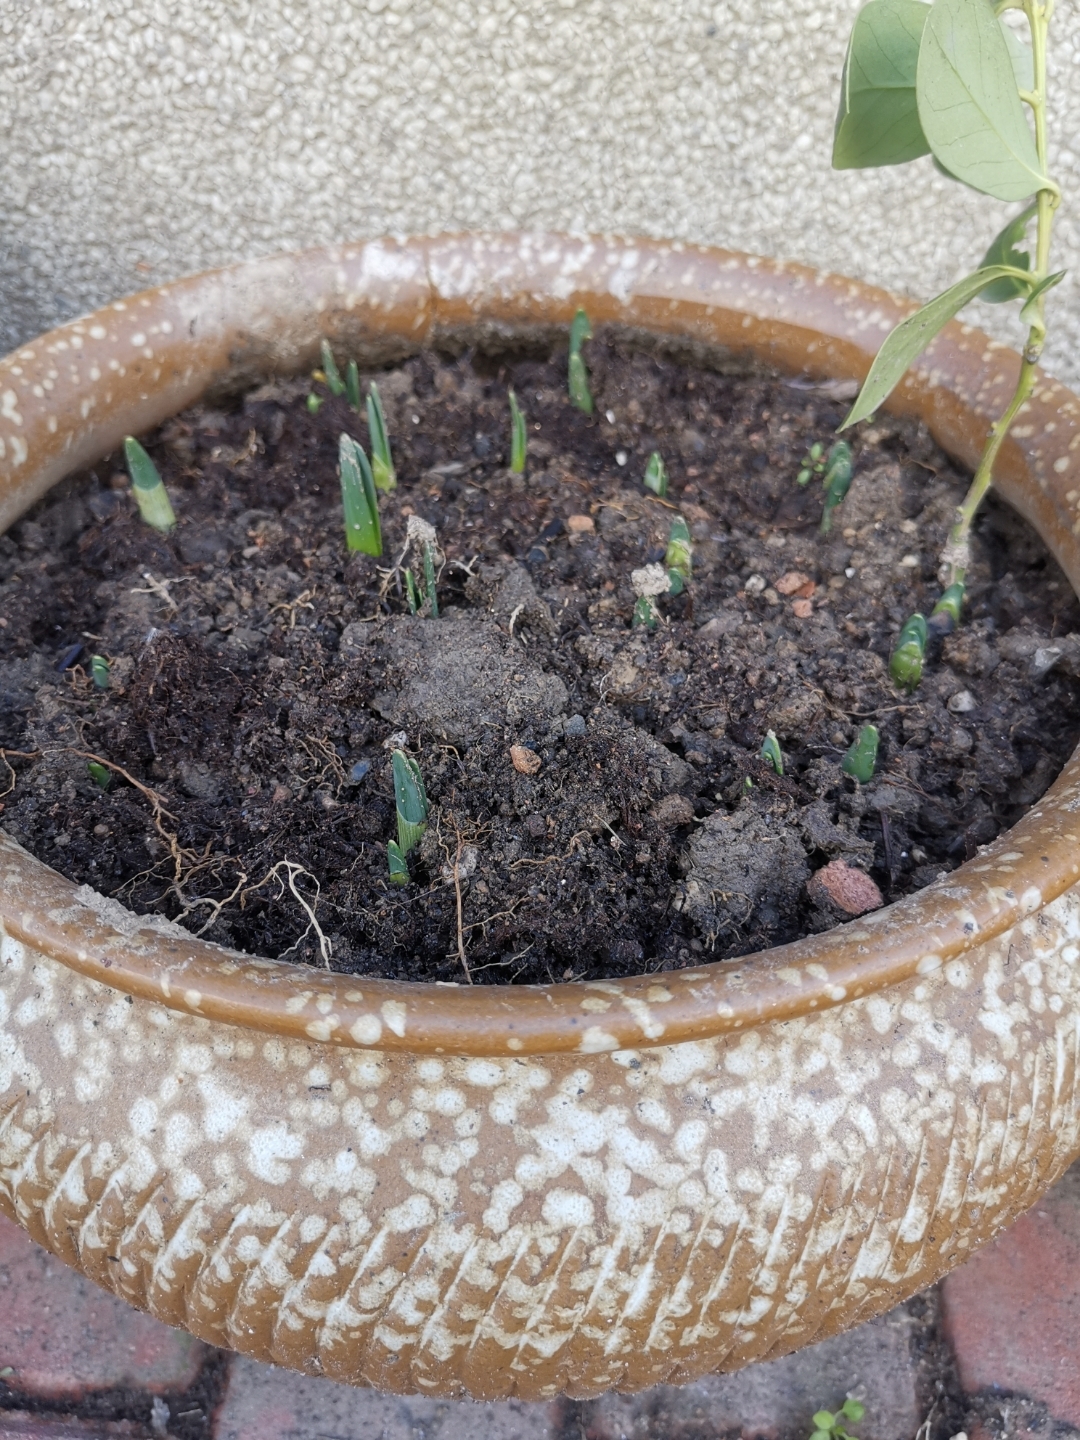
[338,434,382,556]
[123,437,176,534]
[569,307,595,414]
[665,516,693,594]
[819,441,853,533]
[388,748,429,884]
[644,451,669,498]
[90,655,110,689]
[842,724,880,783]
[509,389,527,474]
[834,0,1062,688]
[809,1398,865,1440]
[797,441,827,486]
[367,382,397,491]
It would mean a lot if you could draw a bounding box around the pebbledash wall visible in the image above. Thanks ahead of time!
[2,0,1079,386]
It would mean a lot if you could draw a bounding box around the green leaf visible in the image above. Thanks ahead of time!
[387,840,410,885]
[123,436,177,533]
[841,1400,866,1424]
[320,339,346,396]
[979,202,1036,301]
[812,1414,836,1431]
[1019,269,1066,324]
[1000,17,1033,94]
[916,0,1049,201]
[842,264,1027,427]
[832,0,931,170]
[338,434,382,556]
[392,748,429,855]
[366,382,396,491]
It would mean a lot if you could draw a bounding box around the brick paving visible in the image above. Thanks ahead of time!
[2,1164,1079,1440]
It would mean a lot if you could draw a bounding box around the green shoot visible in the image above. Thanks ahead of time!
[387,839,410,886]
[665,516,693,594]
[797,441,826,486]
[338,434,382,556]
[423,542,439,619]
[509,389,527,474]
[644,452,669,498]
[761,730,783,775]
[392,749,429,856]
[833,0,1061,686]
[809,1399,865,1440]
[320,340,346,396]
[404,516,440,617]
[842,725,879,783]
[367,382,396,491]
[306,393,323,415]
[631,563,671,630]
[929,580,964,635]
[820,442,853,533]
[633,596,660,630]
[568,307,594,414]
[346,359,361,413]
[123,437,176,533]
[87,761,112,790]
[91,655,110,689]
[890,613,928,690]
[405,568,421,614]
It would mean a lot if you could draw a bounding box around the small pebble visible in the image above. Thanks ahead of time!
[524,813,547,838]
[566,514,595,534]
[808,860,883,916]
[510,744,542,775]
[564,714,587,737]
[764,587,781,606]
[615,450,628,466]
[947,690,976,714]
[775,570,812,596]
[745,574,766,595]
[349,760,371,783]
[792,598,813,619]
[606,409,616,424]
[382,730,409,750]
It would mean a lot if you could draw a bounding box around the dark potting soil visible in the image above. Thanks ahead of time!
[2,338,1079,985]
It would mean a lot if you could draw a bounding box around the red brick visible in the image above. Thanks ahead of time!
[941,1164,1080,1427]
[0,1214,206,1402]
[216,1356,557,1440]
[0,1418,142,1438]
[584,1304,920,1440]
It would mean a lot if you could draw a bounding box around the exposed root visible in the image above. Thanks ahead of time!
[242,860,333,968]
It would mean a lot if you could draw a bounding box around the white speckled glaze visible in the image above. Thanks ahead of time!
[3,234,1080,1399]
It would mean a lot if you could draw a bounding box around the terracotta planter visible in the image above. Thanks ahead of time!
[3,234,1080,1401]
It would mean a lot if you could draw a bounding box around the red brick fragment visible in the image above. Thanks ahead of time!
[807,859,883,915]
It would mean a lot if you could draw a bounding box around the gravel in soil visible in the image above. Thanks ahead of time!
[2,338,1079,985]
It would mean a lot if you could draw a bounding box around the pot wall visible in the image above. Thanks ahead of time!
[4,236,1080,1399]
[4,1,1079,389]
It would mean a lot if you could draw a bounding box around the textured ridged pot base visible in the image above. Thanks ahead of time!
[3,235,1080,1400]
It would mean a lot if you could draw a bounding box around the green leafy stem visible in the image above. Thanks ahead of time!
[835,0,1060,684]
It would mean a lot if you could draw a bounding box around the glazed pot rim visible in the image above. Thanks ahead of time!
[3,230,1080,1057]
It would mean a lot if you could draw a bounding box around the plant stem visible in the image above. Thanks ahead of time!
[942,0,1056,588]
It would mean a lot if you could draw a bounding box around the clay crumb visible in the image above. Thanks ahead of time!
[510,744,542,775]
[566,513,595,534]
[653,794,695,827]
[808,859,883,916]
[776,570,812,596]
